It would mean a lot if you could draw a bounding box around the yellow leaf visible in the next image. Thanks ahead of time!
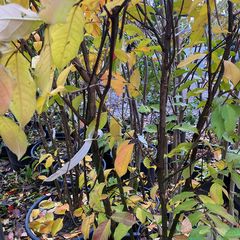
[213,149,222,161]
[39,199,55,209]
[31,209,40,219]
[38,175,47,181]
[39,0,76,24]
[40,220,54,234]
[210,183,224,205]
[114,49,128,63]
[51,218,63,236]
[45,155,54,168]
[212,26,229,34]
[0,117,28,159]
[81,213,94,239]
[115,140,134,177]
[55,203,69,215]
[9,0,29,8]
[128,69,141,98]
[223,60,240,86]
[56,65,72,88]
[110,117,121,141]
[50,5,85,69]
[2,52,36,126]
[177,53,205,68]
[73,207,83,217]
[35,28,54,95]
[0,65,16,115]
[33,41,42,52]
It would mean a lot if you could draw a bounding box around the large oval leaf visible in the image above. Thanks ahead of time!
[49,5,85,69]
[0,3,41,42]
[92,220,111,240]
[35,28,54,95]
[114,140,134,177]
[0,65,15,115]
[2,52,36,127]
[39,0,76,24]
[0,116,28,159]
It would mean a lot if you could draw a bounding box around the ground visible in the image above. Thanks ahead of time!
[0,159,49,240]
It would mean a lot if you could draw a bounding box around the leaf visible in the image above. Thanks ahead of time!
[172,191,195,203]
[180,217,192,234]
[81,214,94,239]
[224,60,240,86]
[114,140,134,177]
[51,218,63,236]
[54,203,69,215]
[174,199,197,214]
[167,142,193,158]
[111,212,136,226]
[2,52,36,127]
[177,54,205,68]
[39,199,55,209]
[0,116,28,159]
[73,207,83,217]
[9,0,29,8]
[114,49,128,62]
[0,65,15,115]
[45,155,54,168]
[231,171,240,189]
[136,207,147,224]
[56,65,72,88]
[173,123,198,134]
[128,69,141,98]
[204,203,237,225]
[144,124,157,133]
[0,3,41,42]
[39,220,54,234]
[110,117,121,141]
[224,228,240,238]
[113,223,131,240]
[92,220,111,240]
[50,5,85,69]
[35,28,54,95]
[210,183,224,205]
[39,0,76,24]
[211,105,224,139]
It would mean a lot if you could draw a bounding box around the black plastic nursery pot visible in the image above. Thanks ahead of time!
[25,195,93,240]
[5,145,34,171]
[25,195,141,240]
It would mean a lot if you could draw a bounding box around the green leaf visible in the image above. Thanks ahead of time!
[113,223,131,240]
[111,212,136,226]
[177,80,195,92]
[51,218,63,236]
[172,191,195,203]
[231,171,240,189]
[144,124,157,133]
[173,123,198,134]
[221,104,239,134]
[167,142,193,158]
[136,207,147,224]
[138,105,151,114]
[92,220,111,240]
[208,213,230,236]
[50,5,85,69]
[224,228,240,238]
[204,203,237,225]
[211,105,225,139]
[188,212,204,226]
[174,199,197,214]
